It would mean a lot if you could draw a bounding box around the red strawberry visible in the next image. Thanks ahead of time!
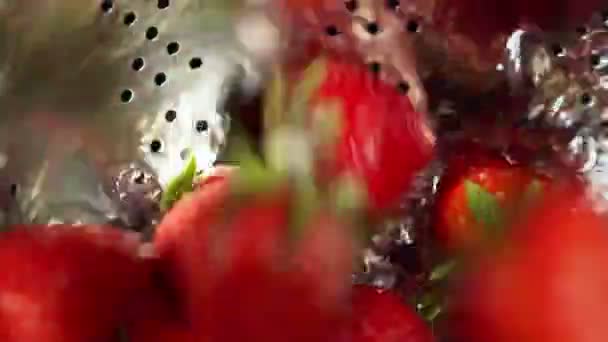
[0,225,151,342]
[278,0,333,12]
[126,265,195,342]
[155,170,355,342]
[342,285,434,342]
[435,150,550,251]
[194,165,237,189]
[127,299,194,342]
[289,57,435,212]
[448,189,608,342]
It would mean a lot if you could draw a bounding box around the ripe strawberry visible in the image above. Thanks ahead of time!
[126,265,195,342]
[448,189,608,342]
[194,165,237,189]
[435,150,550,251]
[278,0,332,12]
[342,285,434,342]
[155,169,356,342]
[271,57,435,213]
[275,2,428,111]
[0,225,151,342]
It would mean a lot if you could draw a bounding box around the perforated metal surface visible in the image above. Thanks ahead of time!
[0,0,264,226]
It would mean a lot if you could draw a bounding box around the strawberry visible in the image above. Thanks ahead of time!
[194,165,237,189]
[278,0,331,12]
[267,57,435,213]
[126,264,195,342]
[435,150,550,251]
[342,285,434,342]
[0,225,151,342]
[448,189,608,342]
[154,167,356,342]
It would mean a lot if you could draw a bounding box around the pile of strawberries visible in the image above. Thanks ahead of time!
[4,0,608,341]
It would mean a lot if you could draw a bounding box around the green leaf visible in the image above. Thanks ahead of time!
[289,177,322,237]
[429,259,458,282]
[289,57,328,126]
[522,179,544,206]
[160,155,197,212]
[421,304,443,322]
[511,178,546,219]
[465,181,505,235]
[228,133,289,198]
[263,67,287,134]
[331,173,368,214]
[416,290,444,322]
[311,100,343,149]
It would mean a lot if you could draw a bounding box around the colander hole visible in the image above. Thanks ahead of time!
[406,20,419,33]
[591,54,601,68]
[386,0,399,9]
[132,58,145,71]
[165,110,177,122]
[345,0,357,12]
[154,73,167,86]
[551,44,565,57]
[397,81,409,94]
[121,90,134,103]
[581,93,593,106]
[124,12,137,26]
[9,184,17,197]
[325,25,340,36]
[368,62,381,74]
[101,0,114,13]
[146,27,159,40]
[158,0,170,9]
[195,120,208,133]
[167,42,180,55]
[366,22,380,35]
[150,140,163,153]
[189,57,203,69]
[576,26,589,35]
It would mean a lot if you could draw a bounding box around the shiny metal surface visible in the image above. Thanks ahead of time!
[0,0,261,226]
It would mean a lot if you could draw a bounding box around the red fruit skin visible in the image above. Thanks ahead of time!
[195,165,237,189]
[126,262,195,342]
[0,225,151,342]
[449,190,608,342]
[434,149,548,251]
[313,58,435,212]
[344,285,434,342]
[155,174,355,342]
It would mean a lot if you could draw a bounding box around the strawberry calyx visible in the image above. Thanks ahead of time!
[160,155,197,212]
[263,57,328,133]
[413,259,459,323]
[261,55,371,216]
[464,175,548,242]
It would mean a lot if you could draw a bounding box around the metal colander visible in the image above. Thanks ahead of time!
[0,0,271,227]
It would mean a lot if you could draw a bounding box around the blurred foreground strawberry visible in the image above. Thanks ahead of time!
[343,285,435,342]
[0,225,151,342]
[448,189,608,341]
[194,165,237,189]
[155,161,356,342]
[126,266,195,342]
[265,56,434,213]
